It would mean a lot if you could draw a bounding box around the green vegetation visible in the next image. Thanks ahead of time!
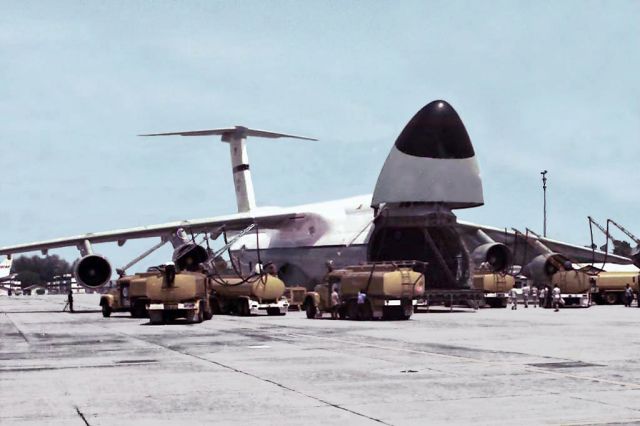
[13,255,72,288]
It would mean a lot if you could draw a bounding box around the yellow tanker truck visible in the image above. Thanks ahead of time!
[472,273,514,308]
[209,273,289,316]
[99,274,151,318]
[144,266,214,324]
[304,262,426,320]
[549,269,594,307]
[591,271,640,304]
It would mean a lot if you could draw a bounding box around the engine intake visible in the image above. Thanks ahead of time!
[524,253,570,283]
[471,243,511,273]
[172,243,208,272]
[74,254,112,288]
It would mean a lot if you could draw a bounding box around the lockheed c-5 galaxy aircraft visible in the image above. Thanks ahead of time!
[0,100,631,292]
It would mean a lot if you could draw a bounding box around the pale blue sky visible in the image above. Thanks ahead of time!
[1,1,639,269]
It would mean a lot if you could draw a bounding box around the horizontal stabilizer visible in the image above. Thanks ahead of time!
[139,126,317,141]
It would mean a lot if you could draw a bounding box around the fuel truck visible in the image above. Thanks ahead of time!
[472,273,514,308]
[208,273,289,316]
[145,265,214,324]
[304,262,425,320]
[590,270,640,304]
[204,260,289,316]
[99,273,150,318]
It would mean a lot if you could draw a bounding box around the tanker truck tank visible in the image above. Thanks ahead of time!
[209,272,289,316]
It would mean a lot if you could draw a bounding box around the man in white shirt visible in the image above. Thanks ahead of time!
[552,284,562,312]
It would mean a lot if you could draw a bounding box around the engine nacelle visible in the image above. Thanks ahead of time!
[74,254,112,288]
[172,243,208,272]
[471,242,512,273]
[523,253,570,283]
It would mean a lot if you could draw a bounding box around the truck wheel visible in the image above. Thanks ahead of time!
[605,293,619,305]
[101,304,111,318]
[338,306,346,320]
[237,299,250,316]
[347,300,359,320]
[149,311,163,324]
[305,303,317,319]
[203,302,213,321]
[360,302,373,321]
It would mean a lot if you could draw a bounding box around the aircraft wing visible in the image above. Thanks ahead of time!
[457,221,633,265]
[0,210,299,256]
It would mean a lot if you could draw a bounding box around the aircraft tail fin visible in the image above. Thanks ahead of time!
[140,126,317,213]
[0,257,13,279]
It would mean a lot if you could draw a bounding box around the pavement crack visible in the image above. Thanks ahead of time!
[75,406,90,426]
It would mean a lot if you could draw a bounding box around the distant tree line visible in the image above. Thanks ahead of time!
[13,255,72,288]
[600,240,633,257]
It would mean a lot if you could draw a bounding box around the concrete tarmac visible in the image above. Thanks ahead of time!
[2,295,640,425]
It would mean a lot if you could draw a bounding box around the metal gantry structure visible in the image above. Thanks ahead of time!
[607,219,640,246]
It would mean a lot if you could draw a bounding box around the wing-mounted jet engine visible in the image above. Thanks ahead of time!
[370,100,484,289]
[73,240,112,288]
[514,229,571,285]
[470,230,512,273]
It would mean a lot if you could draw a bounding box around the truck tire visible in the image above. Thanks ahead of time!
[360,301,373,321]
[131,301,147,318]
[203,302,213,320]
[149,311,163,324]
[305,303,317,319]
[101,304,111,318]
[338,306,347,319]
[605,293,619,305]
[347,300,359,320]
[237,299,250,316]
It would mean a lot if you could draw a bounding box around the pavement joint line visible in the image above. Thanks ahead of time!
[111,329,392,426]
[566,394,640,415]
[287,332,640,390]
[3,313,31,344]
[559,418,640,426]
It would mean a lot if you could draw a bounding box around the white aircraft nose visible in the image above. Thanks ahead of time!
[372,100,483,209]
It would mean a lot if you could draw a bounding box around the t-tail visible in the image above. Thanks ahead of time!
[140,126,317,213]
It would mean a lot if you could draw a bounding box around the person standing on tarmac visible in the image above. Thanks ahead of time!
[357,290,367,319]
[67,290,74,313]
[624,284,633,307]
[330,286,340,319]
[522,281,530,308]
[509,286,518,310]
[531,285,538,308]
[538,286,546,308]
[552,284,562,312]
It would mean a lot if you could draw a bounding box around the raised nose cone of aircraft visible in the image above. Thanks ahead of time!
[372,100,484,209]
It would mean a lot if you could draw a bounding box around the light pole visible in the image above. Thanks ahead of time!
[540,170,548,237]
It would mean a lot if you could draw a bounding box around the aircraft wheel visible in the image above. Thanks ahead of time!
[305,303,317,319]
[101,304,111,318]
